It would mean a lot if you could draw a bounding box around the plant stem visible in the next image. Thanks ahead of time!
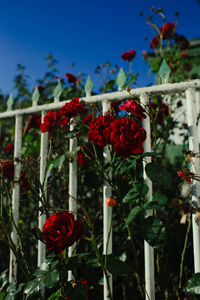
[179,215,191,290]
[89,223,113,300]
[127,225,144,298]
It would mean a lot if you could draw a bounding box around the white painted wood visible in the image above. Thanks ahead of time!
[141,94,155,300]
[186,88,200,273]
[38,111,48,267]
[1,80,200,119]
[9,115,22,282]
[68,122,77,281]
[102,100,113,300]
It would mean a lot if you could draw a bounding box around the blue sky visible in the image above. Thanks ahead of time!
[0,0,200,96]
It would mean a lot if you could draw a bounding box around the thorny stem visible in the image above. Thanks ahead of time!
[89,223,113,300]
[0,216,31,281]
[179,215,191,290]
[127,225,144,298]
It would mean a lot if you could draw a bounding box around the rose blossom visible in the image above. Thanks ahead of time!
[22,114,41,134]
[175,35,189,51]
[65,73,78,85]
[119,99,146,120]
[88,114,115,146]
[110,118,146,157]
[77,145,94,167]
[59,97,87,119]
[150,35,159,49]
[42,212,84,254]
[82,113,93,125]
[4,144,14,152]
[159,22,176,40]
[59,116,70,129]
[121,49,136,61]
[40,111,58,133]
[0,162,14,180]
[37,85,44,93]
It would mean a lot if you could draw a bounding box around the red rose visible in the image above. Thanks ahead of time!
[0,162,14,180]
[23,114,41,134]
[82,114,93,126]
[180,52,188,58]
[59,116,70,129]
[121,49,136,62]
[151,102,169,124]
[110,118,146,157]
[40,111,58,133]
[77,145,94,167]
[65,73,78,85]
[150,35,159,49]
[4,144,14,152]
[177,170,192,184]
[42,212,84,254]
[37,85,44,93]
[88,114,115,146]
[175,35,189,51]
[159,22,176,40]
[59,97,87,119]
[119,99,146,120]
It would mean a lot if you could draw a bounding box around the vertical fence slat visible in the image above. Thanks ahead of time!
[102,100,113,300]
[38,111,48,267]
[196,91,200,143]
[68,122,77,281]
[140,94,155,300]
[9,115,22,282]
[186,88,200,273]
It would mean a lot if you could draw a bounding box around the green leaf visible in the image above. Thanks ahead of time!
[76,252,90,258]
[105,254,132,275]
[145,163,172,188]
[23,279,41,297]
[86,257,101,268]
[0,270,9,291]
[46,155,66,180]
[47,289,61,299]
[9,283,24,296]
[125,206,143,226]
[125,73,139,86]
[143,216,166,251]
[152,193,168,206]
[43,270,59,289]
[65,256,82,270]
[123,184,149,203]
[85,75,94,94]
[144,201,161,210]
[35,257,58,276]
[116,67,126,90]
[0,292,5,300]
[186,273,200,294]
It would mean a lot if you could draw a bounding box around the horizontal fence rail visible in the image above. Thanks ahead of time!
[1,80,200,119]
[0,79,200,300]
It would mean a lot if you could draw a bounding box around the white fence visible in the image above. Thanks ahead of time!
[0,78,200,299]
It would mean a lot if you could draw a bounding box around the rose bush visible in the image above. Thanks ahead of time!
[0,9,199,300]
